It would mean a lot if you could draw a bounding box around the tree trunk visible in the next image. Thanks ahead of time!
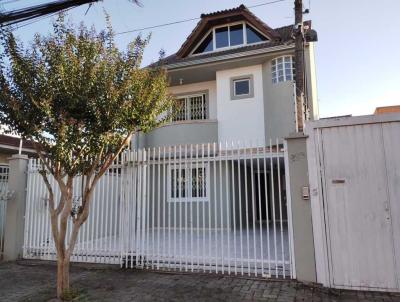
[56,253,70,298]
[54,183,73,299]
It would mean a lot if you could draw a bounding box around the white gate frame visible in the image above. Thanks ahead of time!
[283,141,296,280]
[0,164,10,260]
[23,140,295,279]
[306,113,400,289]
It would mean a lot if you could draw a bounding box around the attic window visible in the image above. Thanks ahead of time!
[193,33,213,54]
[215,27,229,48]
[192,22,268,55]
[246,25,267,44]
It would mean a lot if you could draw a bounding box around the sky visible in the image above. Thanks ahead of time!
[2,0,400,118]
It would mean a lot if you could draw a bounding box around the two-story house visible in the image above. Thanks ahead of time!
[136,4,318,149]
[124,4,319,275]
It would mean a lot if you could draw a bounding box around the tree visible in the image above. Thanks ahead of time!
[0,15,173,298]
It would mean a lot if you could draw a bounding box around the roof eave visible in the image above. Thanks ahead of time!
[165,43,295,71]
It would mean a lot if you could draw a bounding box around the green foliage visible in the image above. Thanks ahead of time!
[0,14,173,177]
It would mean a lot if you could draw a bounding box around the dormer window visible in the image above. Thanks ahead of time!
[192,23,268,55]
[246,25,267,44]
[193,33,213,54]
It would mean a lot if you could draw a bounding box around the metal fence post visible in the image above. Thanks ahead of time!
[3,154,29,261]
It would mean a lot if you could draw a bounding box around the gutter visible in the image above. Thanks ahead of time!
[165,44,295,70]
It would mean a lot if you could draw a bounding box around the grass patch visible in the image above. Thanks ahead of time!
[61,288,89,301]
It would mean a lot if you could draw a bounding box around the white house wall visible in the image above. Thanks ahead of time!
[216,65,265,145]
[304,43,319,120]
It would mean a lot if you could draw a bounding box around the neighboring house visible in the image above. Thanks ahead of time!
[137,4,318,149]
[0,134,35,183]
[0,135,35,164]
[374,105,400,114]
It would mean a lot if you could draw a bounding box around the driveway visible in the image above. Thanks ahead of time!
[0,260,399,301]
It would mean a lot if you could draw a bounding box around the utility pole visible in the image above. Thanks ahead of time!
[294,0,305,132]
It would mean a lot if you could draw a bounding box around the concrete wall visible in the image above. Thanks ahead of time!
[262,56,297,142]
[285,133,316,282]
[3,154,28,260]
[143,121,218,149]
[216,65,265,144]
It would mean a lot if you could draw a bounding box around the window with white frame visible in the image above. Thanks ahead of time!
[192,22,268,55]
[172,93,208,122]
[168,164,209,202]
[271,56,295,84]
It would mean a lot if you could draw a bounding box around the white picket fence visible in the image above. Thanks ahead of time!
[23,140,294,278]
[0,165,10,260]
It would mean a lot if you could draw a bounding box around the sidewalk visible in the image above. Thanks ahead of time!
[0,261,399,301]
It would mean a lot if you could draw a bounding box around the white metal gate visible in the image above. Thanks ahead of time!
[0,164,10,260]
[23,140,294,278]
[307,114,400,292]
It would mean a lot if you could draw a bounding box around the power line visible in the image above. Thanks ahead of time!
[7,0,288,35]
[115,0,287,36]
[0,0,27,5]
[13,7,73,30]
[0,0,100,26]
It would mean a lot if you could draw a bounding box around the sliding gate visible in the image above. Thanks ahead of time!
[24,140,294,278]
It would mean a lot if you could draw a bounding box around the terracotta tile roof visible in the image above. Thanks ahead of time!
[374,105,400,114]
[200,5,246,18]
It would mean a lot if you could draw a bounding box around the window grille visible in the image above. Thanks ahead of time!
[172,94,207,122]
[169,165,208,202]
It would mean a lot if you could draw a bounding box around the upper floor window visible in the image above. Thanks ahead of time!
[172,93,208,122]
[192,23,268,55]
[234,78,250,96]
[271,56,295,84]
[230,75,254,100]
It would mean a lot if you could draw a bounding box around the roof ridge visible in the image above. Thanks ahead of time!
[200,4,246,18]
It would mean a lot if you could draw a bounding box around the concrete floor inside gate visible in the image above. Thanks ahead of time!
[76,223,290,276]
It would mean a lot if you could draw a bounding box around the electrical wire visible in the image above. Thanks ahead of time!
[13,7,73,30]
[115,0,288,36]
[0,0,26,5]
[5,0,288,34]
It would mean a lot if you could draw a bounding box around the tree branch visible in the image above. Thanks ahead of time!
[32,142,55,175]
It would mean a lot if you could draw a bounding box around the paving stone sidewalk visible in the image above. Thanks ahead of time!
[0,261,399,302]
